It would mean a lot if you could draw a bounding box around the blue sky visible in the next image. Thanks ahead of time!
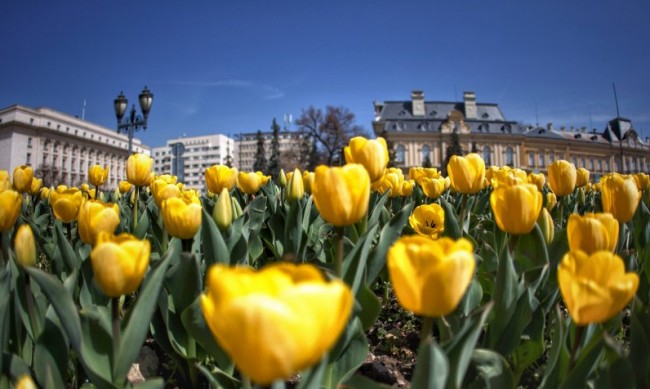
[2,1,649,147]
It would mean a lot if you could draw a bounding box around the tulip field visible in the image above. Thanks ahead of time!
[2,135,650,389]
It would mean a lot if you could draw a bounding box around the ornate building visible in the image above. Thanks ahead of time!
[372,90,649,176]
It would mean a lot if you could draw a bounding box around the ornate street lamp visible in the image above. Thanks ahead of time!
[114,86,154,154]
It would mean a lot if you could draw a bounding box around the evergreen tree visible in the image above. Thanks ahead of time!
[422,155,432,168]
[380,128,397,168]
[443,130,464,175]
[224,145,234,168]
[253,130,267,173]
[267,118,281,178]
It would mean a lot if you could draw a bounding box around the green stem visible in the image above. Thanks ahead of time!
[420,316,434,348]
[242,375,253,389]
[111,297,121,366]
[67,223,73,243]
[558,196,565,229]
[133,186,140,232]
[459,193,469,234]
[568,325,585,371]
[25,274,41,341]
[335,227,344,278]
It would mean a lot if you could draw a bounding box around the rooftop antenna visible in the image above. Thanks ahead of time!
[81,99,87,120]
[535,101,539,127]
[589,107,593,130]
[612,82,621,118]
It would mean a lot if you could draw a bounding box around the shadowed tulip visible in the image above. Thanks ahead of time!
[88,165,109,187]
[490,183,543,235]
[567,213,618,254]
[600,173,641,223]
[14,224,36,267]
[78,199,120,245]
[548,160,577,196]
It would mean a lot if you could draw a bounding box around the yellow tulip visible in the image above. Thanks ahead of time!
[576,168,590,187]
[634,173,649,191]
[537,208,554,245]
[29,178,43,196]
[237,171,269,195]
[0,170,11,192]
[545,192,557,211]
[490,184,542,235]
[49,187,83,223]
[15,375,37,389]
[126,153,153,187]
[490,167,527,189]
[201,263,353,386]
[312,164,370,227]
[558,250,638,325]
[13,165,33,194]
[417,176,447,200]
[78,199,120,245]
[213,188,233,231]
[90,233,150,298]
[399,179,415,197]
[279,169,287,187]
[567,213,618,255]
[118,180,133,194]
[527,172,546,192]
[409,167,442,182]
[205,165,238,194]
[40,187,50,201]
[600,173,641,223]
[447,153,485,194]
[388,236,475,317]
[286,168,305,202]
[409,203,445,239]
[344,136,389,183]
[302,171,315,194]
[151,178,182,208]
[548,160,577,196]
[88,165,109,187]
[372,169,403,197]
[161,196,202,240]
[14,224,36,267]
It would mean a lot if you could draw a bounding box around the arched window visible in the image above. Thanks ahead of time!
[395,144,406,164]
[505,147,514,166]
[482,145,492,165]
[421,144,431,164]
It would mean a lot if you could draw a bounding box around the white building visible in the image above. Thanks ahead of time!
[152,134,236,191]
[0,104,149,189]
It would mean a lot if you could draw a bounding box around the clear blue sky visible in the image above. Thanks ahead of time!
[2,1,649,147]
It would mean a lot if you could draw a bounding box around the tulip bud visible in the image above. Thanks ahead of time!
[213,188,233,231]
[537,208,554,245]
[577,187,586,206]
[14,224,36,267]
[312,164,371,227]
[490,184,543,235]
[119,180,133,194]
[286,168,305,202]
[545,192,557,211]
[205,165,238,194]
[548,160,577,196]
[126,153,154,187]
[91,233,151,297]
[576,168,590,187]
[447,153,486,194]
[279,169,287,187]
[29,178,43,196]
[88,165,109,187]
[13,165,34,194]
[601,173,641,223]
[231,196,243,220]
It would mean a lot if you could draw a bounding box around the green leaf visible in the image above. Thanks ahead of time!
[246,196,267,235]
[284,199,304,256]
[511,307,545,382]
[514,225,549,276]
[1,352,31,383]
[0,268,12,375]
[440,196,462,239]
[343,225,379,294]
[200,209,230,266]
[78,307,115,388]
[539,306,570,389]
[296,356,329,389]
[412,341,449,389]
[326,318,369,388]
[468,349,515,389]
[133,378,165,389]
[630,301,650,388]
[113,244,175,383]
[558,325,606,389]
[460,278,483,317]
[356,284,382,331]
[195,363,240,389]
[165,252,202,313]
[491,288,539,356]
[134,209,150,239]
[367,191,390,228]
[55,223,80,271]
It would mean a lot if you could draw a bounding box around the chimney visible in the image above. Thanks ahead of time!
[373,101,384,120]
[581,126,587,133]
[464,91,477,119]
[411,90,425,116]
[547,122,554,131]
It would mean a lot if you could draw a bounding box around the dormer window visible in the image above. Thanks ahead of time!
[430,110,437,117]
[482,113,490,119]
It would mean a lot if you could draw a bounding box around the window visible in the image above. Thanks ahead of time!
[581,158,586,168]
[589,159,595,170]
[598,160,603,171]
[482,145,492,165]
[27,137,32,148]
[549,152,555,163]
[421,144,431,164]
[395,144,406,164]
[528,151,535,167]
[539,151,546,167]
[26,153,31,165]
[505,147,514,166]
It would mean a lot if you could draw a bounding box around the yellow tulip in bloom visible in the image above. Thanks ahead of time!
[201,263,353,385]
[40,187,50,201]
[312,164,370,227]
[527,172,546,192]
[546,192,557,211]
[548,160,577,196]
[14,224,36,267]
[29,178,43,196]
[567,213,618,254]
[90,233,150,298]
[205,165,238,194]
[447,153,485,194]
[399,180,415,197]
[161,195,202,240]
[409,167,442,182]
[12,165,33,194]
[537,208,555,245]
[417,176,447,200]
[126,153,154,187]
[634,172,649,191]
[576,168,590,187]
[372,168,404,197]
[490,167,527,189]
[88,165,109,187]
[49,187,83,223]
[490,184,543,235]
[151,178,182,207]
[78,199,120,245]
[286,168,304,202]
[0,170,10,191]
[388,236,475,317]
[237,171,270,195]
[600,173,641,223]
[119,180,133,194]
[558,250,638,325]
[302,171,315,194]
[344,136,389,182]
[14,375,37,389]
[409,203,445,239]
[213,188,233,231]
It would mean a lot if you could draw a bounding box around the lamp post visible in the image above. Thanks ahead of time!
[114,86,154,154]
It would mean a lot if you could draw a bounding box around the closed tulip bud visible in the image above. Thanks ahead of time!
[527,172,546,191]
[490,184,543,235]
[201,263,353,385]
[50,187,83,223]
[576,168,590,187]
[417,176,447,200]
[91,233,150,297]
[558,250,638,325]
[231,196,243,220]
[12,165,33,194]
[537,208,554,245]
[205,165,238,194]
[567,213,618,254]
[634,173,649,191]
[0,189,22,232]
[286,168,304,202]
[600,173,641,223]
[409,203,445,239]
[577,187,586,206]
[0,170,11,191]
[344,136,389,183]
[15,375,37,389]
[126,153,153,187]
[237,171,269,195]
[447,153,485,194]
[548,160,577,196]
[545,192,557,211]
[302,171,315,194]
[88,165,109,187]
[279,169,287,187]
[161,196,202,240]
[29,178,42,196]
[213,188,233,231]
[118,180,133,194]
[14,224,36,267]
[388,236,475,317]
[312,164,370,227]
[78,199,120,245]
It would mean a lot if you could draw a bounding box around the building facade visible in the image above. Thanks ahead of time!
[152,134,236,191]
[0,104,149,189]
[373,90,650,176]
[235,130,304,172]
